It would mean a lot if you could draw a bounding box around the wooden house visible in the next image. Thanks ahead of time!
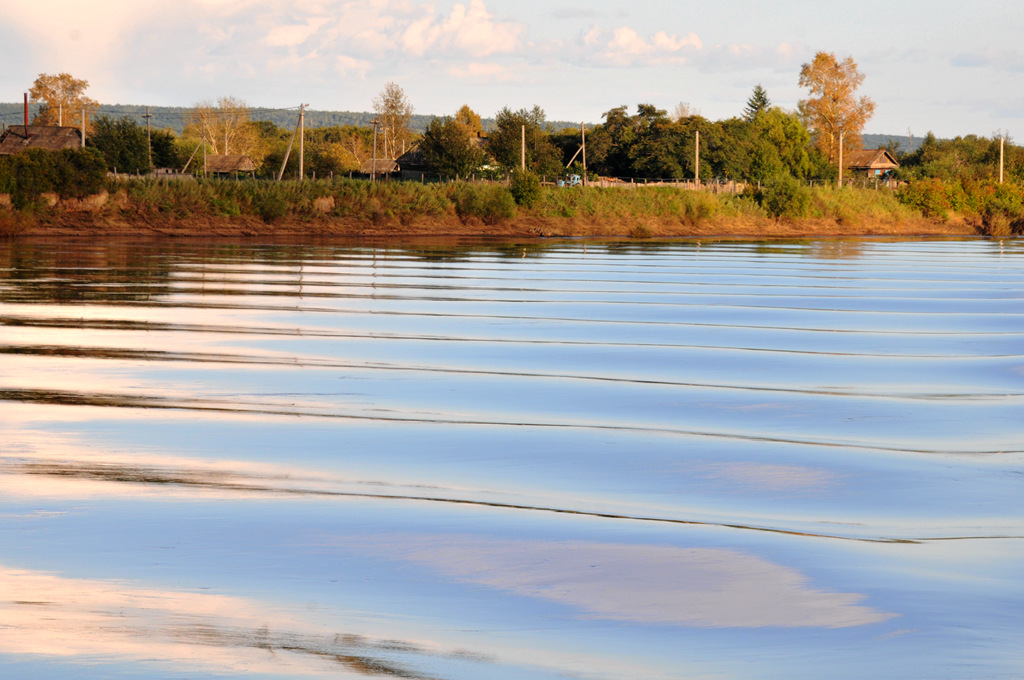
[205,154,258,176]
[845,149,899,178]
[395,146,426,180]
[0,125,83,155]
[359,158,399,177]
[395,134,491,180]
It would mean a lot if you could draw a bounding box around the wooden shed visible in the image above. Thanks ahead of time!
[0,125,83,155]
[359,158,398,177]
[206,154,258,175]
[845,149,899,177]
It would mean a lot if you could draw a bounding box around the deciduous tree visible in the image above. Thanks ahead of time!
[372,82,414,160]
[420,116,487,178]
[183,97,263,163]
[798,52,875,164]
[453,104,483,138]
[487,106,562,178]
[89,116,151,174]
[29,73,98,128]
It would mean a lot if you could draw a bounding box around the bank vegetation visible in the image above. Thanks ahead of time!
[1,148,1015,239]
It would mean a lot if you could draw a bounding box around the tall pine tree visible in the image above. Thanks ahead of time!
[743,85,771,121]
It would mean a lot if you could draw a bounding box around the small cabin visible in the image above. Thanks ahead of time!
[359,158,398,177]
[395,146,426,180]
[0,125,83,155]
[845,149,899,178]
[205,154,258,176]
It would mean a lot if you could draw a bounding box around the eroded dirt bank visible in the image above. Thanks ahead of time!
[2,210,979,240]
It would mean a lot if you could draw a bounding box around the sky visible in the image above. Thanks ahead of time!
[1,0,1022,138]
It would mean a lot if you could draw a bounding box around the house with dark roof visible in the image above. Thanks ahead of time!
[359,158,399,177]
[0,125,83,155]
[395,145,426,180]
[845,149,899,178]
[205,154,258,176]
[394,134,492,180]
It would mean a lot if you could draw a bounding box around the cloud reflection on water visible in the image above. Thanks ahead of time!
[361,536,896,628]
[0,565,439,678]
[687,461,840,493]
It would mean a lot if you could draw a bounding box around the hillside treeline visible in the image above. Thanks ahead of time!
[67,98,1024,189]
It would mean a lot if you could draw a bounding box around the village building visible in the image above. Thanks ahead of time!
[845,149,899,178]
[205,154,258,177]
[395,134,492,181]
[359,158,399,178]
[0,125,83,155]
[395,146,426,180]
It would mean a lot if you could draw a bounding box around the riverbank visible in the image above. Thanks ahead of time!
[0,178,989,239]
[3,209,977,239]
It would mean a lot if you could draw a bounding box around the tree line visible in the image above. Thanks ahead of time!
[15,55,1024,185]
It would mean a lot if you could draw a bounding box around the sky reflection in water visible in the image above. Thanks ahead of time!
[1,238,1023,680]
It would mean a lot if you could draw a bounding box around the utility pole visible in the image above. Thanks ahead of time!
[521,125,526,171]
[202,121,208,175]
[371,118,380,182]
[838,131,844,187]
[581,122,587,187]
[299,104,307,180]
[143,106,153,168]
[695,130,700,186]
[1000,135,1005,184]
[276,107,303,181]
[58,102,62,126]
[80,105,86,147]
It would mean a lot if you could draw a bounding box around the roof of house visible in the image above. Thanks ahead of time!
[395,145,425,169]
[0,125,83,155]
[395,135,490,172]
[844,149,899,170]
[206,154,257,173]
[360,159,399,174]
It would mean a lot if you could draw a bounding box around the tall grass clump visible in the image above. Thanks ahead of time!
[811,185,919,225]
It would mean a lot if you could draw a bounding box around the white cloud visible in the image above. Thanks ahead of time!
[447,62,520,83]
[336,55,373,78]
[582,26,604,47]
[264,17,330,48]
[600,26,702,66]
[401,0,523,58]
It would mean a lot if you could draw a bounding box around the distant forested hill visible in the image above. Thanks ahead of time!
[862,134,925,154]
[2,102,931,155]
[1,102,586,135]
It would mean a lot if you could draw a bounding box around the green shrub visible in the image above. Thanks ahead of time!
[897,179,955,218]
[0,147,107,209]
[450,182,516,223]
[509,168,541,206]
[252,188,290,222]
[750,174,812,218]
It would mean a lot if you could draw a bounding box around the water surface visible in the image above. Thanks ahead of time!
[1,237,1022,679]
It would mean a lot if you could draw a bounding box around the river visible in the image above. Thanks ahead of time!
[1,237,1022,680]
